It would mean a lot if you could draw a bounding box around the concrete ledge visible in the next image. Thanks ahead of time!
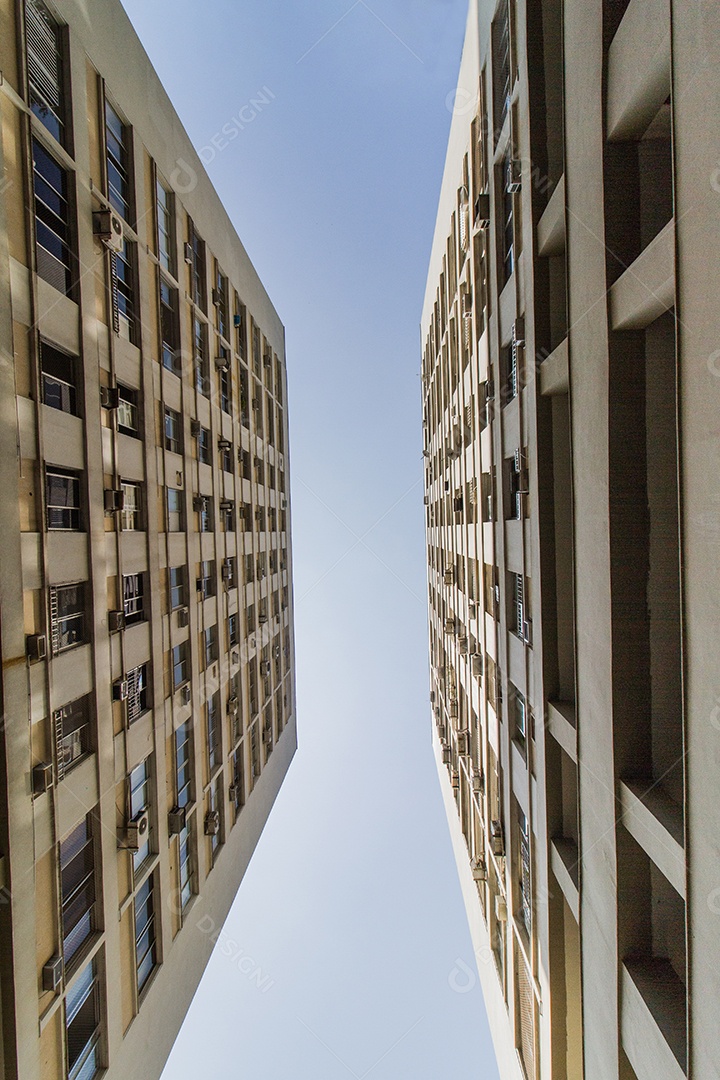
[607,0,671,141]
[547,700,577,762]
[621,960,687,1080]
[540,337,569,396]
[550,837,579,921]
[537,175,566,256]
[609,219,675,330]
[619,780,685,897]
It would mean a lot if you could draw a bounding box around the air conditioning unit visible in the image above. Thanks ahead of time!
[104,488,124,513]
[100,385,120,410]
[449,700,458,719]
[443,569,454,586]
[231,650,239,665]
[512,316,526,351]
[258,613,268,625]
[474,192,491,229]
[228,782,240,803]
[177,606,189,628]
[168,806,186,834]
[26,633,47,662]
[444,618,455,634]
[192,495,206,512]
[261,726,272,745]
[506,158,522,194]
[495,896,508,922]
[211,287,222,307]
[215,351,230,371]
[429,690,435,703]
[468,602,477,620]
[33,762,53,795]
[190,419,202,439]
[180,685,192,706]
[125,809,149,850]
[451,770,460,790]
[227,695,239,718]
[471,654,484,678]
[490,820,505,857]
[108,610,125,633]
[221,559,233,582]
[471,857,487,883]
[522,619,533,646]
[473,770,485,794]
[183,241,193,264]
[461,291,473,318]
[457,636,469,654]
[93,208,124,251]
[442,743,452,765]
[42,955,63,993]
[261,660,271,676]
[204,810,220,836]
[220,499,234,511]
[457,730,470,756]
[233,313,242,328]
[113,679,129,702]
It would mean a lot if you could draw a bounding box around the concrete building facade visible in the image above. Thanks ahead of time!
[422,1,720,1078]
[0,1,296,1078]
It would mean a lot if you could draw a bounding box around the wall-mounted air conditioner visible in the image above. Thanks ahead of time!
[177,607,189,628]
[26,634,47,662]
[168,806,186,834]
[92,208,123,251]
[113,679,129,702]
[108,610,125,633]
[104,488,124,513]
[100,385,119,410]
[506,159,522,194]
[124,810,149,850]
[490,820,505,856]
[33,762,53,795]
[180,685,192,706]
[42,955,63,993]
[204,810,220,836]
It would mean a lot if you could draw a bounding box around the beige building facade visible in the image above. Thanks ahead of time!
[0,1,296,1077]
[422,1,720,1078]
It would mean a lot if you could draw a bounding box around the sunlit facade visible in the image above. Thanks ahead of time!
[0,1,296,1077]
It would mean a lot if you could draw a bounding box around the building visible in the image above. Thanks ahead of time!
[422,1,719,1078]
[0,1,296,1077]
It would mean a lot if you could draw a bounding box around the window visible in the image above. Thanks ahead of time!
[235,299,247,359]
[221,502,235,532]
[199,497,214,533]
[207,693,221,773]
[511,572,530,641]
[188,223,206,310]
[117,384,139,437]
[105,100,132,222]
[25,0,67,145]
[197,561,215,600]
[50,583,86,655]
[231,748,245,811]
[156,179,175,274]
[175,720,193,808]
[111,239,137,342]
[164,406,182,454]
[169,566,187,611]
[507,450,528,520]
[41,341,77,414]
[518,809,532,935]
[501,343,517,403]
[244,554,254,583]
[129,759,151,872]
[220,365,231,414]
[46,467,82,530]
[501,150,515,285]
[60,815,96,963]
[172,642,189,691]
[193,317,209,395]
[252,323,261,375]
[134,875,157,994]
[65,960,101,1080]
[239,366,249,426]
[120,481,142,531]
[126,663,149,725]
[510,683,527,748]
[492,0,511,138]
[122,573,145,625]
[164,487,183,533]
[219,440,233,473]
[32,138,73,295]
[159,278,180,373]
[228,613,238,648]
[178,823,193,911]
[250,720,260,781]
[198,426,211,465]
[54,696,93,776]
[241,448,252,481]
[208,778,222,860]
[213,266,228,338]
[203,624,218,668]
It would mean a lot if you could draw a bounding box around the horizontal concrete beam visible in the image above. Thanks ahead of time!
[540,337,569,396]
[619,780,685,898]
[550,837,580,922]
[609,219,675,330]
[607,0,671,141]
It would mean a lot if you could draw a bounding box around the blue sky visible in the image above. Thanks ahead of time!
[118,2,500,1076]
